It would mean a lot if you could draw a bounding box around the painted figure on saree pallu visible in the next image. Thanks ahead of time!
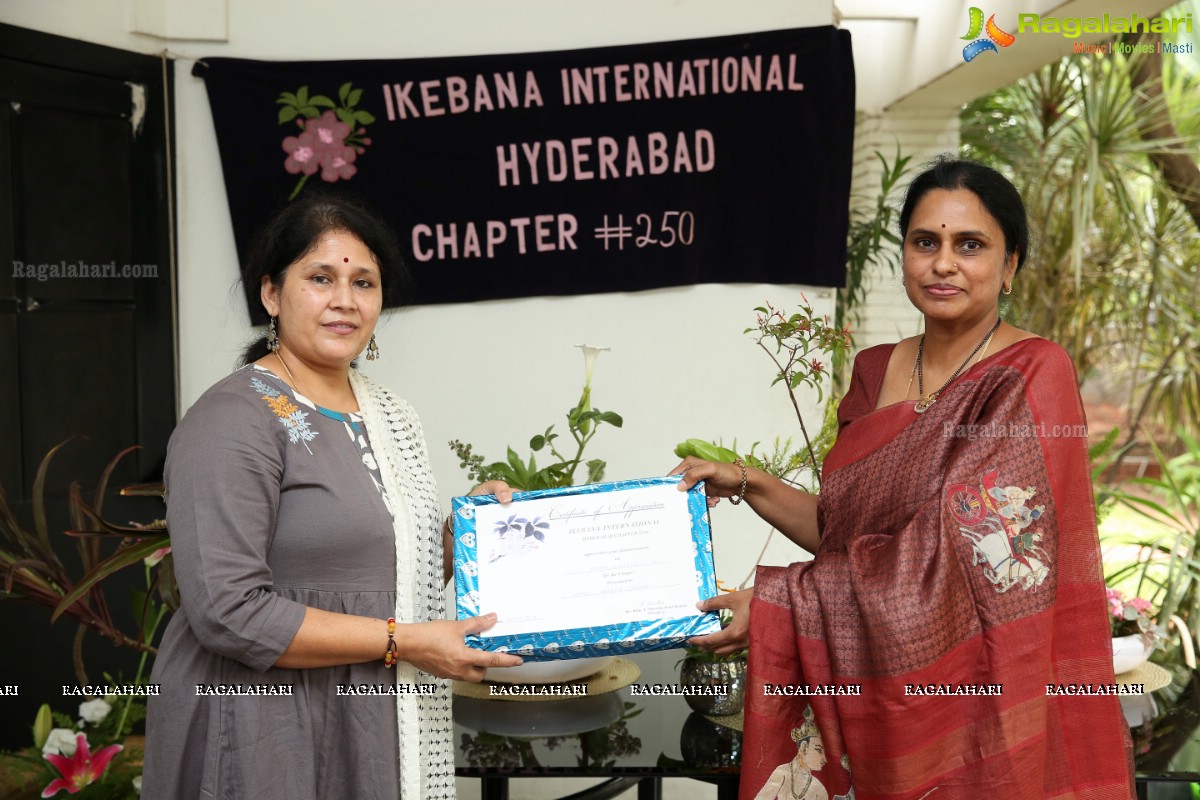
[946,467,1050,592]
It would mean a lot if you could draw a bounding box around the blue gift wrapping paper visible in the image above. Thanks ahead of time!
[453,474,721,660]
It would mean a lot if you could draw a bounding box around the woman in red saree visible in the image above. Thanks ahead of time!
[674,158,1135,799]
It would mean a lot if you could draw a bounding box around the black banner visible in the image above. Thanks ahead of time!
[195,27,855,312]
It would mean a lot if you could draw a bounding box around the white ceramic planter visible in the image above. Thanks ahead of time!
[485,655,615,684]
[454,692,625,737]
[1112,633,1153,675]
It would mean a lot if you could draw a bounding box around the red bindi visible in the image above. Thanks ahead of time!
[343,257,349,262]
[941,224,946,228]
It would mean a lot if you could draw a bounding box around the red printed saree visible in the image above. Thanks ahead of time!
[741,338,1135,799]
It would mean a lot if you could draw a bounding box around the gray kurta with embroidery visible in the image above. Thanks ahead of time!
[142,365,438,800]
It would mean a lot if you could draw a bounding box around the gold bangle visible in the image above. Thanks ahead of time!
[728,459,748,505]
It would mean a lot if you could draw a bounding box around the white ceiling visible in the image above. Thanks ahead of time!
[837,0,1185,112]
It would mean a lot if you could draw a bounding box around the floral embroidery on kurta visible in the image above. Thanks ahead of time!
[252,374,318,454]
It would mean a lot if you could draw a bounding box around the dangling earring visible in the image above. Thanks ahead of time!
[267,317,279,352]
[366,334,380,361]
[1002,283,1013,295]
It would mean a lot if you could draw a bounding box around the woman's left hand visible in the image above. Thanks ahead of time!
[687,588,752,656]
[444,480,515,583]
[468,480,514,504]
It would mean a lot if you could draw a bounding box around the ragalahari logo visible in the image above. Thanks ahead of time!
[961,8,1016,61]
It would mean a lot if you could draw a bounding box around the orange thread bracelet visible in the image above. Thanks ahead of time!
[383,617,398,668]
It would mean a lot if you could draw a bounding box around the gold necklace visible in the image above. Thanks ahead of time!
[976,325,998,365]
[274,350,357,411]
[905,352,918,400]
[915,318,1002,413]
[273,351,306,398]
[790,760,813,799]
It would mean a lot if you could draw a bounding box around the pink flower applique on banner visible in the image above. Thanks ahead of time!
[277,83,375,200]
[282,110,357,181]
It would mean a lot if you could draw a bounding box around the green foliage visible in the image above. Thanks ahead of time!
[276,82,374,129]
[0,441,172,684]
[961,45,1200,447]
[1101,428,1200,643]
[673,439,740,464]
[678,298,848,491]
[839,150,910,327]
[449,348,622,491]
[674,299,850,591]
[1088,426,1125,525]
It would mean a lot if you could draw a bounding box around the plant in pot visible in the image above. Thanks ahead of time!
[449,345,622,684]
[676,601,750,716]
[0,441,172,799]
[1106,588,1162,674]
[671,152,908,712]
[1096,427,1200,675]
[675,299,849,713]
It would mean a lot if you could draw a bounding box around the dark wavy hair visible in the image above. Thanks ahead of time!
[898,156,1030,275]
[238,191,410,366]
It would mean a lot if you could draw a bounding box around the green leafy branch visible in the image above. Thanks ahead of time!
[676,300,848,491]
[747,299,850,488]
[1101,427,1200,640]
[835,148,910,390]
[276,82,376,133]
[450,347,622,491]
[449,405,623,492]
[0,441,172,685]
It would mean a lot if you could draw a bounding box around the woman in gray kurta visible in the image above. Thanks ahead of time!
[142,194,520,800]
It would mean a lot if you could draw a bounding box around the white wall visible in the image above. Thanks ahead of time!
[2,4,838,797]
[1,0,834,555]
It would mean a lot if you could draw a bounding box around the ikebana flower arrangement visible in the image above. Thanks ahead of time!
[1106,588,1161,643]
[676,299,850,580]
[0,441,171,798]
[673,300,849,676]
[1,698,145,799]
[1106,587,1167,676]
[0,441,172,685]
[676,298,850,490]
[450,344,623,491]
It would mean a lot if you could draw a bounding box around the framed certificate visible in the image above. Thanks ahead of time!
[452,475,721,660]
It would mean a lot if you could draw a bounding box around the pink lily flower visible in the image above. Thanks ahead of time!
[144,545,171,568]
[41,733,122,797]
